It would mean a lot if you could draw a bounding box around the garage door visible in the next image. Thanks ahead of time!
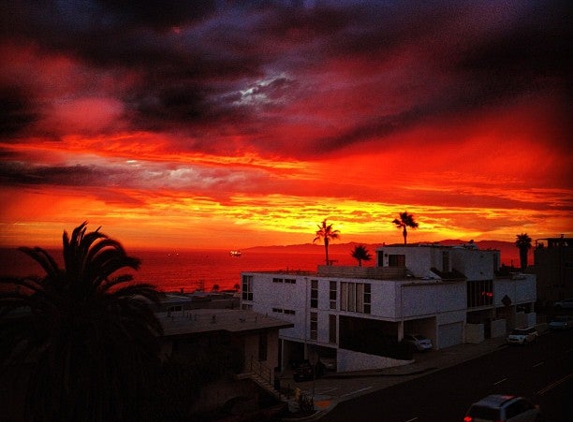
[438,322,463,349]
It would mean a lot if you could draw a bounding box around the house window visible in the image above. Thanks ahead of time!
[285,278,296,284]
[442,251,450,272]
[329,281,337,310]
[467,279,493,308]
[389,254,406,266]
[272,308,283,313]
[329,314,337,344]
[310,312,318,340]
[284,309,296,315]
[340,282,371,314]
[258,333,268,361]
[377,250,384,266]
[272,277,283,283]
[310,279,318,308]
[242,275,253,301]
[363,283,371,314]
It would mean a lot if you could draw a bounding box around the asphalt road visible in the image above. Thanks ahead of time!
[319,330,573,422]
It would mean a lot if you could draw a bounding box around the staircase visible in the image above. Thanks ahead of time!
[243,356,286,401]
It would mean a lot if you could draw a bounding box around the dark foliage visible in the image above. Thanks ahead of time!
[0,222,163,422]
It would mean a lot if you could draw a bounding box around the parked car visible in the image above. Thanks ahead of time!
[506,326,538,345]
[319,356,337,371]
[553,298,573,310]
[293,360,325,382]
[403,333,433,351]
[548,315,573,330]
[463,394,540,422]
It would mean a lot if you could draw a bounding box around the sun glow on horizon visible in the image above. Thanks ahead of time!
[0,1,570,251]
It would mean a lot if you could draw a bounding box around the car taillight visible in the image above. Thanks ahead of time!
[463,417,472,422]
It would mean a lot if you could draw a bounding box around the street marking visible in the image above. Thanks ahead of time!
[537,373,573,396]
[404,418,418,422]
[532,361,544,368]
[494,378,507,385]
[318,387,339,393]
[341,386,372,397]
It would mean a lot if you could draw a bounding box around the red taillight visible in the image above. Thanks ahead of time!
[463,417,472,422]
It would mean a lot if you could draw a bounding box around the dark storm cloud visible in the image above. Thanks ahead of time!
[0,161,110,187]
[0,86,39,139]
[1,0,570,157]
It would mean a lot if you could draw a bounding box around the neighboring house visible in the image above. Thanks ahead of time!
[532,236,573,304]
[158,308,293,415]
[241,243,537,373]
[156,291,240,313]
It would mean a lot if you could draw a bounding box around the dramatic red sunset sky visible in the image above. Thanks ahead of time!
[0,0,571,250]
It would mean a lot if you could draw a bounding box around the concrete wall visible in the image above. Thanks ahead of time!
[491,319,506,338]
[465,323,484,344]
[377,245,499,280]
[451,248,496,280]
[337,348,412,372]
[400,282,466,319]
[494,276,537,306]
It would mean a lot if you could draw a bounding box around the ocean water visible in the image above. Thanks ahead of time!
[0,248,367,292]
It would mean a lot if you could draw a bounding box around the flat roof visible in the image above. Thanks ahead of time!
[159,308,293,337]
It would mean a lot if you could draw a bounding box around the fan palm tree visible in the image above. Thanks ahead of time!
[515,233,532,270]
[0,222,163,422]
[313,219,340,266]
[392,211,419,245]
[351,245,372,267]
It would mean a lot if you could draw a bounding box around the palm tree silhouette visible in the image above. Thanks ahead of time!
[0,222,163,422]
[515,233,532,270]
[313,219,340,266]
[351,245,372,267]
[392,211,419,245]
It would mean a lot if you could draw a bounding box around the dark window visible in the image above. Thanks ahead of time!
[364,284,371,314]
[340,282,371,313]
[389,254,406,266]
[467,279,493,308]
[329,314,337,344]
[242,275,253,301]
[329,281,337,310]
[311,279,318,308]
[310,312,318,340]
[442,251,450,272]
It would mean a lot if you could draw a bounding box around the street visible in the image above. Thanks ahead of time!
[318,330,573,422]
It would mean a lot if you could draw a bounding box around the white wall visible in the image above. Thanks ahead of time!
[491,319,506,338]
[400,282,466,318]
[465,324,484,343]
[377,245,499,280]
[494,276,537,306]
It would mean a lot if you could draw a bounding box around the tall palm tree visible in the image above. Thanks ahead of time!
[351,245,372,267]
[392,211,419,245]
[0,222,163,422]
[515,233,532,270]
[313,219,340,266]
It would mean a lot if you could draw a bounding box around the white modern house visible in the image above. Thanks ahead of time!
[240,243,537,373]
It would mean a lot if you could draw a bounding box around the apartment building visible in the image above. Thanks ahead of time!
[241,243,537,373]
[533,236,573,303]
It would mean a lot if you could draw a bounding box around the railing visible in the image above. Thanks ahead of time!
[317,265,406,279]
[247,356,286,400]
[249,356,273,385]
